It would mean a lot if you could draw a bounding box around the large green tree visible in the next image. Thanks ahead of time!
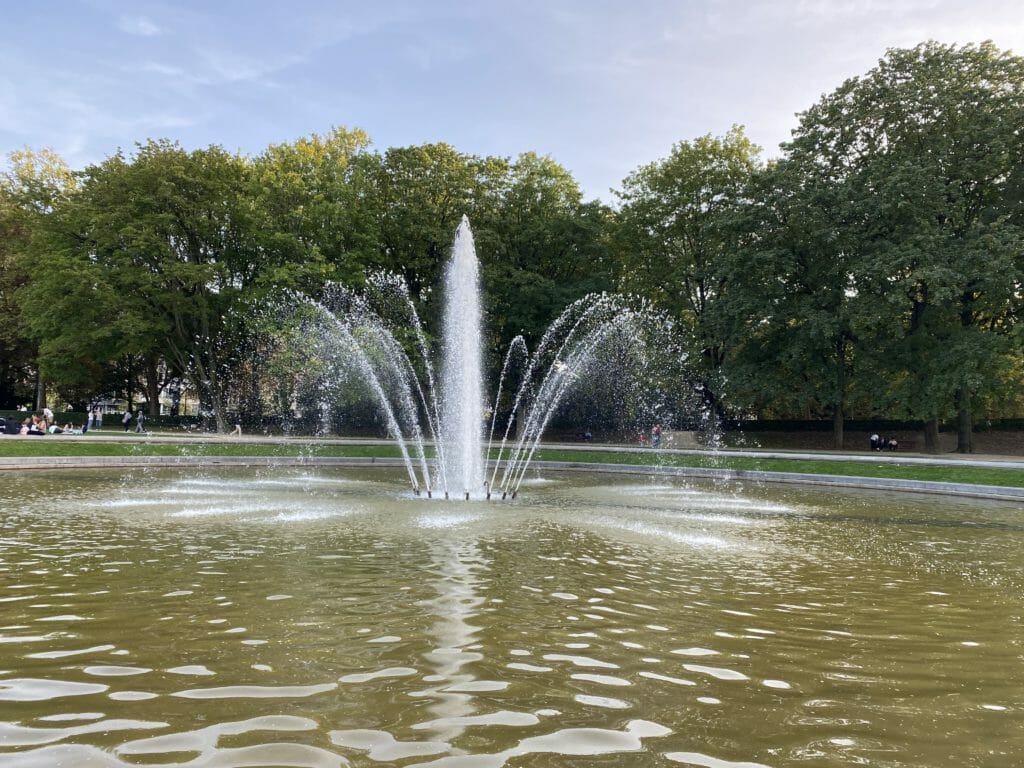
[785,41,1024,451]
[23,140,304,430]
[722,158,871,448]
[357,143,507,300]
[614,127,762,416]
[0,148,76,408]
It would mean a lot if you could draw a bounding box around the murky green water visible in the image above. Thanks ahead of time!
[0,467,1021,767]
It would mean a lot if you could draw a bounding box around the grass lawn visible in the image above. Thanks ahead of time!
[2,436,1022,488]
[0,439,405,459]
[532,449,1024,488]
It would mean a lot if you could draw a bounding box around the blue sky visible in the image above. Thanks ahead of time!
[3,1,1022,200]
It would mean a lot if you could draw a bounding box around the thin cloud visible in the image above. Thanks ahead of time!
[140,61,213,88]
[117,16,162,37]
[199,48,306,86]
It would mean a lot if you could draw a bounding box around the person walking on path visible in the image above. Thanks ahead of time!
[135,410,146,433]
[122,410,132,432]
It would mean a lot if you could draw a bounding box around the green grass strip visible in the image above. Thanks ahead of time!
[532,449,1024,488]
[1,439,1021,488]
[0,440,404,459]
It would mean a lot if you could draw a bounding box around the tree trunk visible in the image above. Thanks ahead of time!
[190,350,228,433]
[123,356,134,412]
[832,407,844,451]
[145,356,161,416]
[169,379,182,417]
[832,337,847,451]
[922,418,941,453]
[700,383,728,424]
[35,369,45,411]
[205,372,229,434]
[206,385,228,433]
[956,386,973,454]
[957,294,975,454]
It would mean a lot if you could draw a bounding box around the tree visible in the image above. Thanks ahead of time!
[252,127,374,291]
[0,148,76,408]
[357,143,507,301]
[23,140,294,431]
[485,152,615,355]
[614,127,762,417]
[785,41,1024,451]
[721,159,870,448]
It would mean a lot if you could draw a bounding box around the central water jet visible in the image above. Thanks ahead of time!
[439,217,485,497]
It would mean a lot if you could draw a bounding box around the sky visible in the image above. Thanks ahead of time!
[3,0,1023,201]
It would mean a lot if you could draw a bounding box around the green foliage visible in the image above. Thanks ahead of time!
[484,153,615,360]
[0,148,77,407]
[20,141,273,428]
[356,142,506,298]
[614,126,762,414]
[780,41,1024,448]
[5,41,1024,444]
[252,127,373,291]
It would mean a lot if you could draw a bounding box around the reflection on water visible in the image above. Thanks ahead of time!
[0,467,1022,766]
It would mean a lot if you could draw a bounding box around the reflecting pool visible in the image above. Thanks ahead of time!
[0,467,1021,766]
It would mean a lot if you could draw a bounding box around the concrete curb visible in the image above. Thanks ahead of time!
[0,455,398,471]
[529,461,1024,503]
[2,455,1021,502]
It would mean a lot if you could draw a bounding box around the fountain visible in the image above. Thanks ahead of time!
[284,215,681,500]
[2,218,1018,766]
